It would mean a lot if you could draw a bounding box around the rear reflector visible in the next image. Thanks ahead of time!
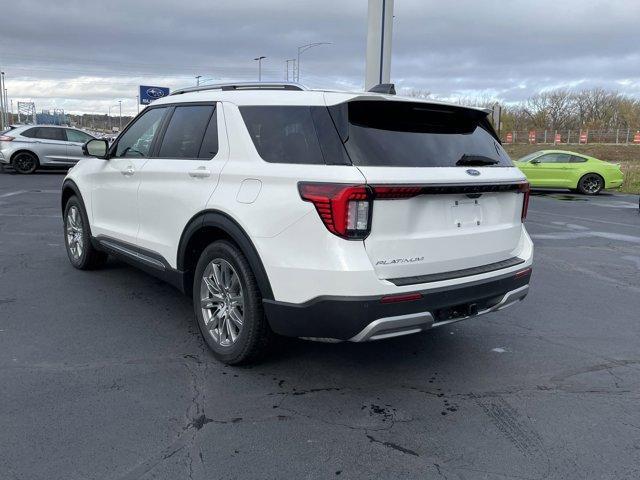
[380,292,423,304]
[0,135,14,142]
[518,182,530,222]
[514,267,532,279]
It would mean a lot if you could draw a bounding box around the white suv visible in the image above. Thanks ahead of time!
[61,82,533,364]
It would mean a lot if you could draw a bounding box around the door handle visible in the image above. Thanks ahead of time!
[121,166,135,176]
[189,167,211,178]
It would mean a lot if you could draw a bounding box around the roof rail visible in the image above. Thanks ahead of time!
[171,82,307,96]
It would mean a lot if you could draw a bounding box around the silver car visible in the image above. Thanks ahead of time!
[0,125,95,174]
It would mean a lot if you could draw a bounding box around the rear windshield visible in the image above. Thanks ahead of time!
[329,101,513,168]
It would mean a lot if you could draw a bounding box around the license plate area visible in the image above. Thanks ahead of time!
[451,198,482,228]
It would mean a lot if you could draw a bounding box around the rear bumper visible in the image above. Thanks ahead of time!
[263,267,532,341]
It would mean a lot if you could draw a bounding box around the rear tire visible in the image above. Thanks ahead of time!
[63,196,108,270]
[12,152,39,174]
[193,240,273,365]
[577,173,604,195]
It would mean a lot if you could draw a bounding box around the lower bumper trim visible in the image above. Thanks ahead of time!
[263,268,532,341]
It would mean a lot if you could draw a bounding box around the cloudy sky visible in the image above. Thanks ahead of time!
[1,0,639,115]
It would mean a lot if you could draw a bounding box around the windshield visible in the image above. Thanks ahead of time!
[328,100,513,168]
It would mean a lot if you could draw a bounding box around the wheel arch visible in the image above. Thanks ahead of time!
[10,149,41,167]
[177,210,274,300]
[576,171,604,187]
[61,179,83,215]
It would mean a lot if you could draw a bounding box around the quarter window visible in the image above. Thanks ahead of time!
[158,105,215,159]
[115,107,167,158]
[570,155,587,163]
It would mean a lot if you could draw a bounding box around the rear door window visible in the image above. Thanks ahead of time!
[35,127,66,141]
[158,105,215,159]
[329,101,512,168]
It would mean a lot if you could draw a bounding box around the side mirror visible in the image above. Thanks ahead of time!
[83,139,110,159]
[530,158,541,164]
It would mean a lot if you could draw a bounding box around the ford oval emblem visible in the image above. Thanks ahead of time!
[466,169,481,176]
[146,88,166,99]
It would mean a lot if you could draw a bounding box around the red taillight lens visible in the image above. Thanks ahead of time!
[518,182,530,222]
[0,135,14,142]
[299,182,372,239]
[372,185,423,199]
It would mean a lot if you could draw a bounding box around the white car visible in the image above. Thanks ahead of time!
[61,82,533,364]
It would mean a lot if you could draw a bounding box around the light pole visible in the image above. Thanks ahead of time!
[135,95,139,114]
[0,71,5,129]
[195,75,202,86]
[118,100,122,132]
[296,42,331,82]
[254,56,266,81]
[285,59,296,82]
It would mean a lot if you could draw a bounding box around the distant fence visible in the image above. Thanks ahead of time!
[502,129,640,145]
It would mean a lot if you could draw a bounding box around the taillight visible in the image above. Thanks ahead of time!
[518,182,530,222]
[0,135,14,142]
[298,182,373,239]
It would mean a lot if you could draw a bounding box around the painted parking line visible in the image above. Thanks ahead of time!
[528,209,640,229]
[0,189,59,198]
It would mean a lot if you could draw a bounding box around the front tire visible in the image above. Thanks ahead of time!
[12,152,39,174]
[577,173,604,195]
[193,240,273,365]
[63,196,108,270]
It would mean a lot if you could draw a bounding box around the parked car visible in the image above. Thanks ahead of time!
[61,82,533,365]
[514,150,624,195]
[0,125,96,174]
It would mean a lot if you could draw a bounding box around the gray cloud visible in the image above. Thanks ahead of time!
[1,0,638,114]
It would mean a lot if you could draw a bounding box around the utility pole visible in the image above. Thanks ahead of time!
[296,42,331,83]
[136,95,139,114]
[118,100,122,132]
[285,59,296,82]
[254,56,266,81]
[365,0,395,89]
[195,75,202,86]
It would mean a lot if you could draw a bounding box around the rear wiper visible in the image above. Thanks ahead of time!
[455,154,499,166]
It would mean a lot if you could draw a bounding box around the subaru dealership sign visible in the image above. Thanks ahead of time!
[139,85,170,105]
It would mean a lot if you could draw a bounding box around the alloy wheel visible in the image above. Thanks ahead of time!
[580,174,603,194]
[200,258,244,347]
[66,206,84,260]
[13,153,36,173]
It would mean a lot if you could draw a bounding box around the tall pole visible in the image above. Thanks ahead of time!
[195,75,202,86]
[118,100,122,131]
[136,95,139,114]
[108,106,111,131]
[296,43,331,83]
[0,71,5,130]
[254,56,266,81]
[365,0,394,89]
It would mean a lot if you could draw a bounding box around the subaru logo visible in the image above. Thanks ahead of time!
[146,88,166,99]
[466,169,481,176]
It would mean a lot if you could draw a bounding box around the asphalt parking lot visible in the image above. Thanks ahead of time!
[1,170,640,480]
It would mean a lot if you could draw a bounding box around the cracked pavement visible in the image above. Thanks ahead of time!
[1,171,640,479]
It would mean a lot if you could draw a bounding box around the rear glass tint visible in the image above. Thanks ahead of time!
[329,101,513,168]
[240,106,330,165]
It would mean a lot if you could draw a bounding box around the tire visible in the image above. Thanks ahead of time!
[12,151,39,174]
[193,240,273,365]
[577,173,604,195]
[63,195,108,270]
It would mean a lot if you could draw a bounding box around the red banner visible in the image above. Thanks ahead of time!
[505,132,513,143]
[555,133,562,144]
[528,130,536,144]
[634,131,640,144]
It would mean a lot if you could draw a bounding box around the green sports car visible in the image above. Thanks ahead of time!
[514,150,624,195]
